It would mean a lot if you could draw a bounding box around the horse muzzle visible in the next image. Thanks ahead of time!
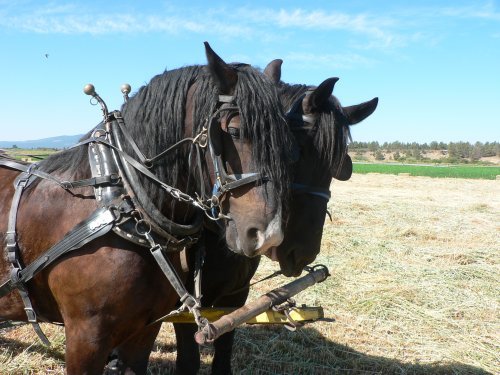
[224,207,284,258]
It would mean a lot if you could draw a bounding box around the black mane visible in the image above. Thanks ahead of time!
[279,82,351,173]
[193,65,292,201]
[36,64,292,208]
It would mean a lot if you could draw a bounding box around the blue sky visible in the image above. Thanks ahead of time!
[0,0,499,143]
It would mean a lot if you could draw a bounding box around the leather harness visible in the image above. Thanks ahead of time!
[0,87,335,345]
[0,93,264,344]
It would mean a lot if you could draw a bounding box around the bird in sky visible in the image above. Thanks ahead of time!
[45,53,49,59]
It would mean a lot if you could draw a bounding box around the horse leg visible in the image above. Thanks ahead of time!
[211,288,250,375]
[212,330,236,375]
[173,322,200,375]
[64,320,113,375]
[105,323,162,375]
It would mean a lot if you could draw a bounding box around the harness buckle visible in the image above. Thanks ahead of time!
[10,268,26,291]
[24,307,38,323]
[14,174,30,189]
[6,231,17,252]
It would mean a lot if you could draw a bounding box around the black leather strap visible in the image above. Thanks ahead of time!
[0,206,118,299]
[291,183,331,201]
[0,157,121,190]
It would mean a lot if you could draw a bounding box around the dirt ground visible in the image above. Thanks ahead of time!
[1,174,499,374]
[353,150,500,164]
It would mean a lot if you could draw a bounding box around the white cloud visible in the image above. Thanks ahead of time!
[0,4,394,44]
[441,1,500,21]
[285,51,376,70]
[2,2,497,50]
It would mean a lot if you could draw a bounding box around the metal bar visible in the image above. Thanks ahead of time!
[162,306,324,324]
[194,266,329,344]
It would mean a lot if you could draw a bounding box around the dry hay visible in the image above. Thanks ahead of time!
[1,174,498,374]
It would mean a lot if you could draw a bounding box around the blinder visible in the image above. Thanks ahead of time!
[284,89,355,204]
[286,91,353,183]
[206,96,267,219]
[208,116,223,156]
[333,153,352,181]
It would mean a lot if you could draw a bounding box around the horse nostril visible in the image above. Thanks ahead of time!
[247,227,258,239]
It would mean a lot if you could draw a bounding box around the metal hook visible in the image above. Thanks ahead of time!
[83,83,109,119]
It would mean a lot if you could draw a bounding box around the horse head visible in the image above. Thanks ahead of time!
[264,59,378,276]
[193,44,293,257]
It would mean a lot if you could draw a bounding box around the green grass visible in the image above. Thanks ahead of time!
[3,148,499,180]
[1,148,58,161]
[354,163,500,180]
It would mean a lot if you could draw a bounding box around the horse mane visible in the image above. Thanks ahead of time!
[279,82,351,173]
[193,64,292,202]
[33,64,292,208]
[120,66,202,210]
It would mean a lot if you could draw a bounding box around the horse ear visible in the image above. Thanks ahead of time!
[343,97,378,125]
[308,77,339,112]
[333,154,352,181]
[204,41,238,94]
[263,59,283,84]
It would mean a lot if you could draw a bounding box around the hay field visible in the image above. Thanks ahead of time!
[1,174,499,374]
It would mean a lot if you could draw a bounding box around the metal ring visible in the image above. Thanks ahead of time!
[171,189,181,200]
[311,264,331,277]
[110,174,121,185]
[217,212,230,220]
[210,195,219,207]
[135,219,151,236]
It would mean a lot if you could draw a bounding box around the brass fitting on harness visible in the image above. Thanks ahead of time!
[121,83,131,102]
[84,83,109,120]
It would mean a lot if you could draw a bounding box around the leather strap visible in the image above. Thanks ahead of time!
[0,157,121,190]
[291,183,331,201]
[3,166,49,345]
[150,245,196,308]
[0,207,118,298]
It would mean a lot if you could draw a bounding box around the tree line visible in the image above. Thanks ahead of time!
[349,141,499,163]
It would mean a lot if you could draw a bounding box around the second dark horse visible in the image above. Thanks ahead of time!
[173,60,379,374]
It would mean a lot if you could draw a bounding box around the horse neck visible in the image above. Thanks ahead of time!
[119,76,204,225]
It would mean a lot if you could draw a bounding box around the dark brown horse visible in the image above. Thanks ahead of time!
[173,59,378,374]
[0,44,294,373]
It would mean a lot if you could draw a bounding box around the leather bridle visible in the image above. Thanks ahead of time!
[206,96,266,219]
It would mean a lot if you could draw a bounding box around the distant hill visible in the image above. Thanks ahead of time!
[0,134,84,149]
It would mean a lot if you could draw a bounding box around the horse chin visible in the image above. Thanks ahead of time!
[264,247,279,262]
[265,246,305,276]
[274,248,303,277]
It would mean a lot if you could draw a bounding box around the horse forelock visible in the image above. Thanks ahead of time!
[279,82,350,173]
[231,66,293,204]
[314,95,351,173]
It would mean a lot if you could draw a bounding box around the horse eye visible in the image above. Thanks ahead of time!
[228,127,240,138]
